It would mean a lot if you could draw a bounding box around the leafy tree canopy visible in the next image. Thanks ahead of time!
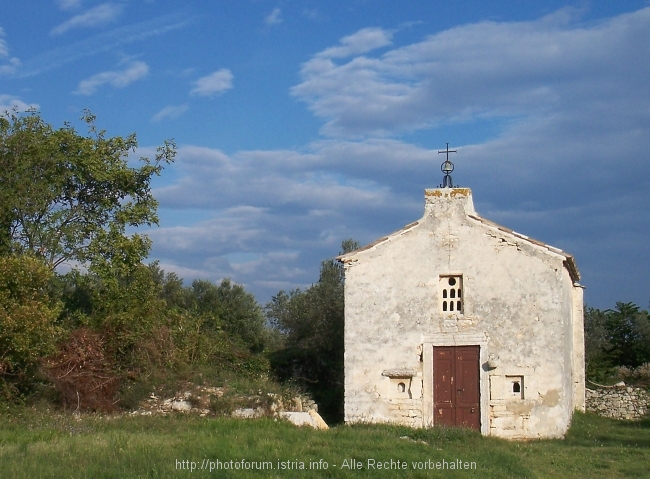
[146,263,268,353]
[0,109,175,275]
[186,278,267,352]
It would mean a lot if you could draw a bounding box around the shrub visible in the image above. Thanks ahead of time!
[616,362,650,387]
[0,255,62,399]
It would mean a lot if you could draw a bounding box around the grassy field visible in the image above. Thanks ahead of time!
[0,409,648,478]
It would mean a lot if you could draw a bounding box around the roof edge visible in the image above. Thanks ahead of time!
[467,214,580,282]
[336,209,581,284]
[336,220,420,263]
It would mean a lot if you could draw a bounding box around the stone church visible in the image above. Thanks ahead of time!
[338,179,585,439]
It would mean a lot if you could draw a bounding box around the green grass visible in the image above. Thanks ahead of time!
[0,409,648,478]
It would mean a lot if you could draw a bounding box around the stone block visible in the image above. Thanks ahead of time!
[280,412,319,428]
[171,400,192,412]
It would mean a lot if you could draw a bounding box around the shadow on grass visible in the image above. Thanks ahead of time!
[566,412,650,448]
[619,416,650,429]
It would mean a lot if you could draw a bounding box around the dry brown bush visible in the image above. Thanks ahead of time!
[616,363,650,387]
[43,327,119,412]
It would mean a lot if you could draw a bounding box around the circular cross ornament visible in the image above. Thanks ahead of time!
[441,160,454,175]
[437,142,457,188]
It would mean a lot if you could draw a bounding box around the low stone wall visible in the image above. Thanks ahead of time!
[585,386,649,420]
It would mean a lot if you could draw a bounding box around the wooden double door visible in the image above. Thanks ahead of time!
[433,346,480,430]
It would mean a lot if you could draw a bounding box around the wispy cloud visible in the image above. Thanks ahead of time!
[0,28,20,76]
[56,0,83,10]
[0,29,8,58]
[265,7,282,26]
[51,3,124,36]
[317,27,393,59]
[190,69,233,97]
[18,12,192,77]
[152,104,189,122]
[0,95,39,115]
[302,9,322,21]
[0,57,20,77]
[74,60,149,95]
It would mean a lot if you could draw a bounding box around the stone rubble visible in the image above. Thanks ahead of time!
[585,385,649,420]
[128,384,327,428]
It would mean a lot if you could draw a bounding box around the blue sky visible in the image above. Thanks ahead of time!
[2,1,649,309]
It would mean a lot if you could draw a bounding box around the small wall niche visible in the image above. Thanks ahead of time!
[393,379,411,398]
[381,369,416,399]
[507,376,524,399]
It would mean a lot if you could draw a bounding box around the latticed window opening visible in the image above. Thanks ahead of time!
[440,275,463,313]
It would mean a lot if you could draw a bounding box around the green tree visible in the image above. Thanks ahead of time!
[267,239,359,423]
[584,302,650,382]
[0,109,175,274]
[604,302,650,368]
[148,263,189,312]
[188,278,267,353]
[584,305,612,381]
[52,264,170,369]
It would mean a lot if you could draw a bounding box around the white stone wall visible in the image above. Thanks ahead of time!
[342,188,584,439]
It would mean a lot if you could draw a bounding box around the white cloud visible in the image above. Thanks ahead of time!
[292,8,650,138]
[155,142,408,226]
[190,69,233,97]
[51,3,124,36]
[265,7,282,26]
[152,104,189,122]
[153,144,405,213]
[0,95,39,115]
[74,60,149,95]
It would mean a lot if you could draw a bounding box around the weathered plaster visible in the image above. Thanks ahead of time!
[340,188,585,439]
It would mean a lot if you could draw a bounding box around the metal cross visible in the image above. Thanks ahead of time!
[438,142,457,188]
[438,142,457,162]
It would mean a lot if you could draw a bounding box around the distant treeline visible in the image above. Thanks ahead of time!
[1,256,266,404]
[0,248,355,423]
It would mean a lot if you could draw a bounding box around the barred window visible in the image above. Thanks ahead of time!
[440,275,463,313]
